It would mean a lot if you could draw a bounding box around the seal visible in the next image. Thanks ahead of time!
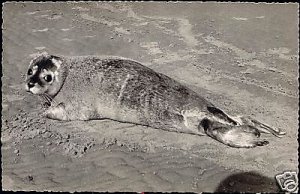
[25,52,286,148]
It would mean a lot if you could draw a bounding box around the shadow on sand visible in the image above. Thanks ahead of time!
[215,171,281,192]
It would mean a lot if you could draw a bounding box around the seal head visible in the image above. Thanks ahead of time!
[25,53,67,98]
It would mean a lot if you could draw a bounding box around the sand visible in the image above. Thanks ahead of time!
[1,2,298,192]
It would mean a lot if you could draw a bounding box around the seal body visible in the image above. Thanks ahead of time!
[25,53,285,148]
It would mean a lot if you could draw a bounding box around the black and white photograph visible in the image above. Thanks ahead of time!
[1,2,299,192]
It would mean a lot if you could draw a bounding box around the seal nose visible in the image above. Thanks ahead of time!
[28,82,35,88]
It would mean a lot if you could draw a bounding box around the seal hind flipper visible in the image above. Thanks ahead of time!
[207,106,237,125]
[235,116,286,137]
[200,119,269,148]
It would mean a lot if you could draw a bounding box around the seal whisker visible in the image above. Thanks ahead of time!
[44,93,58,107]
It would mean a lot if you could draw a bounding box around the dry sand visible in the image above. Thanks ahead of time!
[1,2,299,192]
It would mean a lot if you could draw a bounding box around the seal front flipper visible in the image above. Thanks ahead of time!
[44,103,69,121]
[200,119,269,148]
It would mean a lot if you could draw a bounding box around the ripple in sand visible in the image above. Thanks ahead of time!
[72,6,90,12]
[25,11,39,15]
[32,28,49,33]
[232,17,248,21]
[80,13,120,27]
[35,47,46,50]
[61,28,70,32]
[35,14,49,18]
[255,16,265,19]
[47,14,62,20]
[62,38,73,42]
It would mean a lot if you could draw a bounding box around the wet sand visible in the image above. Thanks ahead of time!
[1,2,298,192]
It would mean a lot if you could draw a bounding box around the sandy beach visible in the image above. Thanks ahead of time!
[1,2,299,192]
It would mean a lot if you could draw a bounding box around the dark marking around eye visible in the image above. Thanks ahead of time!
[44,75,52,82]
[28,69,33,75]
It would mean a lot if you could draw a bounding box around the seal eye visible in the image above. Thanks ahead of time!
[28,69,33,75]
[44,75,52,82]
